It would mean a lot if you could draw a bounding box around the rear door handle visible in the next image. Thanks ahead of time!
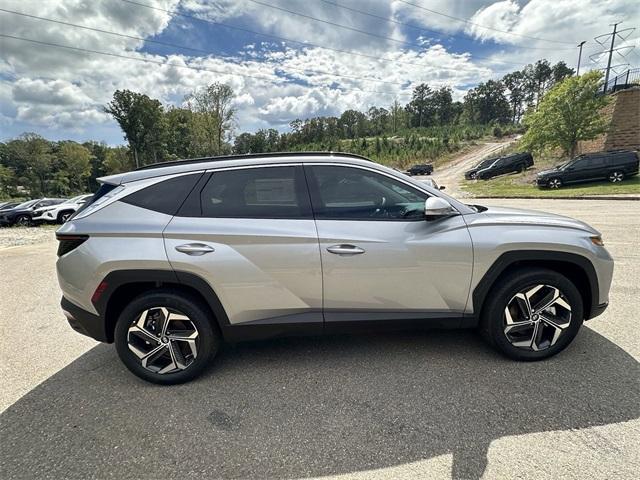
[326,244,365,255]
[175,243,215,256]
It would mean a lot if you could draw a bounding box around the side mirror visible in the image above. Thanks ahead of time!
[424,197,457,219]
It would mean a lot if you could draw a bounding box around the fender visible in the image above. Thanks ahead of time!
[472,250,599,319]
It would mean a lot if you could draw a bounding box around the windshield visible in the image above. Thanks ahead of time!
[475,158,495,169]
[14,199,38,209]
[65,195,86,203]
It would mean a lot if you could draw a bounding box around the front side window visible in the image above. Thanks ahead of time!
[200,166,311,219]
[308,165,428,220]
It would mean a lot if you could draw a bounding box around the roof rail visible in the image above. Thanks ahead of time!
[135,151,373,171]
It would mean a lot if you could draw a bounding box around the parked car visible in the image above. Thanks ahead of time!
[0,201,19,211]
[420,177,445,190]
[466,152,534,180]
[33,194,93,224]
[536,150,639,189]
[407,164,433,176]
[0,198,66,226]
[56,152,613,384]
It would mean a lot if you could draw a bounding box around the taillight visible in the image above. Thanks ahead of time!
[56,234,88,257]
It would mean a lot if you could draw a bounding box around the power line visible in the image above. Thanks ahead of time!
[0,8,417,89]
[245,0,532,66]
[318,0,574,51]
[0,33,414,99]
[396,0,576,45]
[119,0,513,74]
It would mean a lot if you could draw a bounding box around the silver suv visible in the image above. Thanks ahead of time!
[56,153,613,384]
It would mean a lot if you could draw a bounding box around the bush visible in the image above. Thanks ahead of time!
[493,126,503,138]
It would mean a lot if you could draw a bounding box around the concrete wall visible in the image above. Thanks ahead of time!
[578,87,640,154]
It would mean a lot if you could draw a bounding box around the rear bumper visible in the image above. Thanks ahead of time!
[61,296,109,342]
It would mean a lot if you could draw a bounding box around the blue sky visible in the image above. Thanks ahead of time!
[1,0,638,145]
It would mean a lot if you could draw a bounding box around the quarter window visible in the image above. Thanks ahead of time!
[307,165,427,220]
[200,166,311,219]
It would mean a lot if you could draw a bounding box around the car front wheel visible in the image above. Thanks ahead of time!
[114,290,220,384]
[479,268,583,361]
[15,215,32,227]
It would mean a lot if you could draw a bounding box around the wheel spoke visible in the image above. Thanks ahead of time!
[128,325,159,345]
[140,344,168,368]
[169,341,188,370]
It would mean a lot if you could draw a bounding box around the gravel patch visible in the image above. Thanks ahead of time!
[0,225,57,249]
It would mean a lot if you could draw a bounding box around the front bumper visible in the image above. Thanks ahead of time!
[61,296,109,343]
[536,177,551,186]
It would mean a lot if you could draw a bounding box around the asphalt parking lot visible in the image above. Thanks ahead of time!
[0,198,638,480]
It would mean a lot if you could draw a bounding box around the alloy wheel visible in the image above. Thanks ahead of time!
[127,307,199,374]
[549,178,561,189]
[609,171,624,183]
[503,284,572,351]
[61,213,72,223]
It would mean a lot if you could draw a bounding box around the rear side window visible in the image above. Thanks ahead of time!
[72,183,117,218]
[121,173,201,215]
[199,166,311,219]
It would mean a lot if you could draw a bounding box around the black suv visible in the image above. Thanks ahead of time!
[536,150,639,189]
[0,198,66,226]
[466,152,534,180]
[407,164,433,176]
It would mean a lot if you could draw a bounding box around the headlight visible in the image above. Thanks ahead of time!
[590,236,604,246]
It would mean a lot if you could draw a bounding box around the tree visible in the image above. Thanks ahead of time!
[406,84,434,128]
[56,143,92,194]
[502,70,527,123]
[0,164,17,198]
[104,90,166,167]
[462,81,510,124]
[433,87,454,125]
[521,71,610,156]
[551,61,574,84]
[103,146,134,174]
[184,82,236,155]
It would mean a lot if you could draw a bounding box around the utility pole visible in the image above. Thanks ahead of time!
[603,23,619,92]
[576,41,586,75]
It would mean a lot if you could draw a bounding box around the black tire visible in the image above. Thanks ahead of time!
[479,268,584,361]
[15,214,32,227]
[608,170,624,183]
[114,289,220,384]
[517,163,525,173]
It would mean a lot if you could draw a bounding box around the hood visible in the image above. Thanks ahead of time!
[468,206,599,235]
[537,168,561,177]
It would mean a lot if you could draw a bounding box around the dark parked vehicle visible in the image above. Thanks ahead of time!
[0,198,66,226]
[466,152,534,180]
[407,164,433,176]
[0,202,19,211]
[537,150,640,189]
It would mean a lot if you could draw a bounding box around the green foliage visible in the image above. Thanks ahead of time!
[521,71,610,156]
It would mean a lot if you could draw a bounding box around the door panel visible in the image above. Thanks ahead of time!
[164,164,322,326]
[316,217,473,320]
[305,164,473,323]
[164,218,322,325]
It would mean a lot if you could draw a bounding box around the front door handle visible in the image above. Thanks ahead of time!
[326,244,365,255]
[175,243,215,256]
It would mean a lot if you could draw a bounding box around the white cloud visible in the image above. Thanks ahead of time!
[1,0,638,142]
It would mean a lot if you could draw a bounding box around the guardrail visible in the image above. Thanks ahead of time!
[602,68,640,93]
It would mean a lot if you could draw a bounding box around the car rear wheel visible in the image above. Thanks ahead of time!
[548,178,562,189]
[114,290,220,384]
[608,171,624,183]
[479,268,583,361]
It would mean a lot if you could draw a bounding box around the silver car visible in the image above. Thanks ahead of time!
[56,153,613,384]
